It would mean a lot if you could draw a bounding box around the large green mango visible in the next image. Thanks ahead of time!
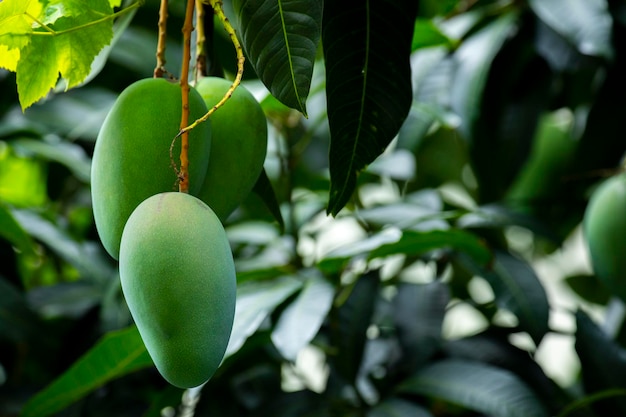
[195,77,267,221]
[91,78,211,259]
[583,173,626,302]
[119,192,236,388]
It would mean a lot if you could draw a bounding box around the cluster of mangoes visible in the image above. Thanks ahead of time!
[91,77,267,388]
[583,172,626,303]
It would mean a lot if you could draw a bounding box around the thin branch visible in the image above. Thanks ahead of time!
[177,0,196,193]
[154,0,169,78]
[177,0,244,136]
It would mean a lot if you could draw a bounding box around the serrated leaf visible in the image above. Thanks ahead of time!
[225,275,303,357]
[271,271,334,361]
[0,43,20,71]
[528,0,613,59]
[400,359,550,417]
[323,0,418,215]
[0,0,41,56]
[20,325,153,417]
[233,0,322,114]
[450,12,518,140]
[15,0,114,110]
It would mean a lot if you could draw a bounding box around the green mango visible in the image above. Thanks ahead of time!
[119,192,236,388]
[91,78,211,259]
[583,173,626,302]
[195,77,267,221]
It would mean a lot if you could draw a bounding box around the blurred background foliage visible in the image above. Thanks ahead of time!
[2,0,626,416]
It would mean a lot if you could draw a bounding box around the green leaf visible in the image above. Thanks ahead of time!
[371,229,492,266]
[252,167,285,231]
[575,309,626,415]
[0,202,35,255]
[400,359,550,417]
[461,251,550,345]
[450,12,518,141]
[367,398,433,417]
[393,281,450,373]
[16,0,114,110]
[13,138,92,182]
[271,271,334,361]
[323,0,418,215]
[0,0,41,69]
[528,0,613,59]
[20,325,153,417]
[225,275,303,357]
[411,19,454,51]
[233,0,322,114]
[333,270,380,383]
[0,276,42,342]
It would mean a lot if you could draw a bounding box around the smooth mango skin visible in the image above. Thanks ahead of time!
[583,173,626,302]
[91,78,211,260]
[195,77,267,221]
[119,192,236,388]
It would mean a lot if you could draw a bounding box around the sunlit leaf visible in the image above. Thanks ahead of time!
[400,359,550,417]
[271,271,334,361]
[323,0,418,215]
[20,325,153,417]
[233,0,322,114]
[16,0,114,110]
[225,275,303,357]
[528,0,613,59]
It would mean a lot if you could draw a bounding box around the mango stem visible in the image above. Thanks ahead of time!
[177,0,195,193]
[154,0,168,78]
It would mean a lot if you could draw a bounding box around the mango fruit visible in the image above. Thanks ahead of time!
[119,192,236,388]
[583,173,626,302]
[91,78,211,259]
[194,77,267,221]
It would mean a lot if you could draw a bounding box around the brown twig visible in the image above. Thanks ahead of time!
[177,0,195,193]
[154,0,168,78]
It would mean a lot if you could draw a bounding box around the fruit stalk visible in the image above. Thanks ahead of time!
[195,0,207,79]
[154,0,168,78]
[178,0,196,193]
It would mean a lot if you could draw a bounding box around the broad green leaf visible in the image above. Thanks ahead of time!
[0,276,42,342]
[225,275,303,357]
[16,0,114,110]
[370,229,492,266]
[12,209,114,283]
[13,138,91,182]
[333,270,379,383]
[252,167,285,231]
[0,202,35,255]
[233,0,322,114]
[0,145,47,207]
[0,0,41,59]
[271,271,334,361]
[450,12,517,140]
[20,325,153,417]
[400,359,550,417]
[575,310,626,415]
[393,281,450,373]
[528,0,613,59]
[460,251,550,345]
[323,0,418,215]
[367,398,433,417]
[411,19,454,51]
